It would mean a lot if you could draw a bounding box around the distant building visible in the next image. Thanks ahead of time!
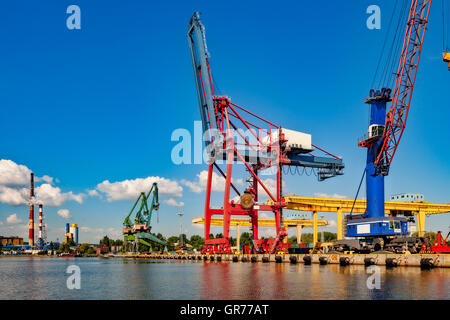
[64,223,79,244]
[95,244,109,255]
[0,236,24,246]
[390,193,425,202]
[111,245,123,253]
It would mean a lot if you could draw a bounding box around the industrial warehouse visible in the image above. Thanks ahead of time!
[0,0,449,306]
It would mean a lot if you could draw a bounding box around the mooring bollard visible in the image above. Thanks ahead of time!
[232,256,238,262]
[339,257,350,266]
[203,256,208,261]
[275,255,282,263]
[303,256,312,265]
[385,258,398,267]
[216,256,222,262]
[241,256,248,262]
[251,256,257,263]
[319,256,328,265]
[420,258,434,269]
[364,257,376,266]
[262,256,269,263]
[289,256,297,264]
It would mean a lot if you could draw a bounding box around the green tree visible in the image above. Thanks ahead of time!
[323,232,337,242]
[167,236,180,251]
[58,242,74,253]
[180,234,189,246]
[240,232,251,246]
[300,233,314,244]
[100,235,110,247]
[189,235,204,250]
[79,243,91,254]
[287,236,297,244]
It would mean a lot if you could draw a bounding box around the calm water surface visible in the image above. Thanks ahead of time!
[0,257,448,299]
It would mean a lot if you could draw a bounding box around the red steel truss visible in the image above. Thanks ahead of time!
[375,0,432,175]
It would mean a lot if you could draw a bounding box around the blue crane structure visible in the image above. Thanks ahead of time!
[334,0,434,253]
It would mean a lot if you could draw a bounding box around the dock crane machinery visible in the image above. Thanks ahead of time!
[122,182,167,252]
[187,12,345,254]
[334,0,448,253]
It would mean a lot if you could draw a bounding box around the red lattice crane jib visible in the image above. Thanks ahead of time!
[375,0,432,175]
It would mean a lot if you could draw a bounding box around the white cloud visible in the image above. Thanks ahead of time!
[163,198,184,207]
[181,170,244,194]
[0,184,84,207]
[36,175,54,184]
[87,189,101,198]
[0,185,29,205]
[0,159,83,207]
[258,178,278,199]
[6,213,22,224]
[35,184,84,206]
[0,159,32,186]
[313,193,347,199]
[57,209,71,219]
[96,176,183,201]
[327,220,337,227]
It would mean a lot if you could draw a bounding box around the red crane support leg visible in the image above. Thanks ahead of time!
[218,107,235,254]
[223,151,233,241]
[251,167,259,241]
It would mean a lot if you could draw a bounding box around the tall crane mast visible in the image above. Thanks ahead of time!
[188,12,344,254]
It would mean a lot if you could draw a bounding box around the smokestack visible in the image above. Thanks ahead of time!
[38,204,43,239]
[28,173,35,247]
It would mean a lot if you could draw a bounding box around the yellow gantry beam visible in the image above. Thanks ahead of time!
[192,216,328,246]
[280,196,450,238]
[191,216,328,227]
[282,196,450,216]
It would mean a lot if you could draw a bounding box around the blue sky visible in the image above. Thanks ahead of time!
[0,0,449,243]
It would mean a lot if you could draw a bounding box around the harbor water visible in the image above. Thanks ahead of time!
[0,257,448,300]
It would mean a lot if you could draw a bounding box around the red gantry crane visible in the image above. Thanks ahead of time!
[187,12,345,254]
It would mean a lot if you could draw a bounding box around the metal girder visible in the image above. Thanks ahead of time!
[135,232,166,246]
[281,196,450,216]
[192,216,328,227]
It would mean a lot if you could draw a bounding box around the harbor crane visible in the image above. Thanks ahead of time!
[335,0,449,253]
[122,182,166,252]
[187,12,344,254]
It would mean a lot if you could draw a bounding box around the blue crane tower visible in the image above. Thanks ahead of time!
[334,0,432,253]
